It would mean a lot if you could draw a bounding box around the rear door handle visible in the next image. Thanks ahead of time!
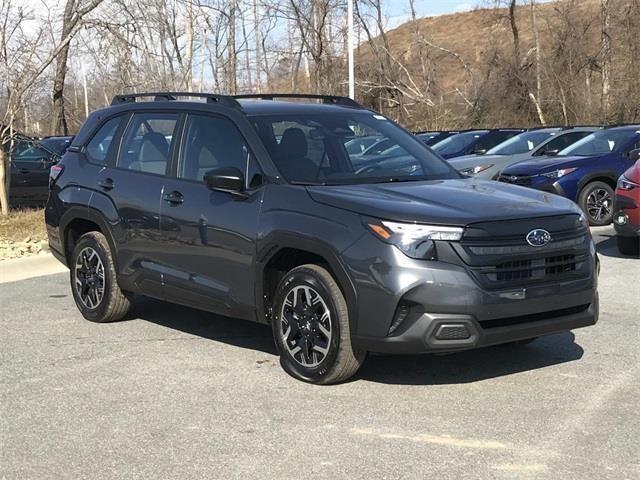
[163,190,184,205]
[98,178,114,190]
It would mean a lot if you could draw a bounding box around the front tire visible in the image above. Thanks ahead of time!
[272,264,366,384]
[70,232,131,323]
[617,235,640,257]
[578,181,614,226]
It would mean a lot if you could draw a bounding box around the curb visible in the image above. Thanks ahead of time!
[0,253,68,284]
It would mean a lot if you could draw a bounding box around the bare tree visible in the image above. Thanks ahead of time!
[51,0,105,135]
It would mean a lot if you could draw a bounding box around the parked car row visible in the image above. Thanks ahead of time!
[4,135,73,205]
[413,126,640,253]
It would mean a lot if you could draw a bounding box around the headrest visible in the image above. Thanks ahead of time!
[279,128,308,159]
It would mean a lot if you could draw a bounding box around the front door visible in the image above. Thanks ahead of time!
[160,113,265,320]
[10,141,53,204]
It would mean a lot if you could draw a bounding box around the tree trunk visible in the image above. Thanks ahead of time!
[51,0,76,136]
[0,148,8,216]
[508,0,520,66]
[601,0,612,122]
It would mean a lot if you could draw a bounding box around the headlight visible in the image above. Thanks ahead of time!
[459,164,494,176]
[541,167,578,179]
[366,219,464,259]
[617,175,639,191]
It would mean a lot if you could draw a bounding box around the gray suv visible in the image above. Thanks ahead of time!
[449,127,599,179]
[46,93,599,384]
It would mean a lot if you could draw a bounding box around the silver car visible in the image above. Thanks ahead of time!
[448,127,600,179]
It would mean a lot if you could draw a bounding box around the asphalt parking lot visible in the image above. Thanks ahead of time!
[1,226,638,479]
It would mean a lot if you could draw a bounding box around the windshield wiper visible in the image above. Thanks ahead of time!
[289,180,327,186]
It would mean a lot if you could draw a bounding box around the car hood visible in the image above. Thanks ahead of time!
[501,154,601,175]
[306,179,580,226]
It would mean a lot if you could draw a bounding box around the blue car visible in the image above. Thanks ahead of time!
[432,129,523,159]
[499,125,640,225]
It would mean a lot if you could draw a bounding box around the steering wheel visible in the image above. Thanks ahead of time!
[354,163,384,175]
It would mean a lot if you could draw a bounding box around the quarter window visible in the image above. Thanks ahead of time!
[118,113,179,175]
[86,116,122,165]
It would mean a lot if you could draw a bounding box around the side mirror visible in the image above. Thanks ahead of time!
[628,148,640,162]
[545,149,559,157]
[473,148,487,155]
[203,167,245,195]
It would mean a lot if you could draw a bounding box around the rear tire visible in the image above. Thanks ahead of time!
[617,235,640,257]
[578,181,614,226]
[70,232,131,323]
[272,264,366,384]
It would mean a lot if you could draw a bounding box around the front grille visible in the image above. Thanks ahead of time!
[453,215,591,289]
[498,174,533,186]
[486,254,578,283]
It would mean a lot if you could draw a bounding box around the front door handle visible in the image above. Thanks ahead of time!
[19,168,30,174]
[163,190,184,205]
[98,178,115,190]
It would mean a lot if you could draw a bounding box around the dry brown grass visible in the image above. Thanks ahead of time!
[0,208,47,243]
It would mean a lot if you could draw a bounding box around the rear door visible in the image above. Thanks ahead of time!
[159,112,265,319]
[95,111,180,298]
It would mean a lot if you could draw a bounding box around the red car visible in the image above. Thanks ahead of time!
[614,159,640,256]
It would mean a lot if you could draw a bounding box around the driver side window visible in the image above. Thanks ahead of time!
[179,114,256,184]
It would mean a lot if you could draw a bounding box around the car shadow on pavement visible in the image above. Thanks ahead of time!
[129,295,584,386]
[355,332,584,385]
[595,233,638,259]
[127,296,277,355]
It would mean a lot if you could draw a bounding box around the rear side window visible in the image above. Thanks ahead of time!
[179,114,252,182]
[118,113,179,175]
[86,117,122,165]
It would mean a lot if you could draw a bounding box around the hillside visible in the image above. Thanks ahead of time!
[353,0,638,129]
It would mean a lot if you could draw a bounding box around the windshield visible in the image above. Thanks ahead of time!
[559,129,639,156]
[249,112,459,185]
[486,131,555,155]
[432,130,488,156]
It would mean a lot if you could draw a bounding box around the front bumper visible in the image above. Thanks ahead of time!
[613,194,640,237]
[343,230,598,354]
[353,295,598,354]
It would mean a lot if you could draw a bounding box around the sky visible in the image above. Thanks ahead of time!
[383,0,553,29]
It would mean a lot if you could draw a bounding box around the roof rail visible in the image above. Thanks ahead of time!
[110,92,242,109]
[603,122,640,129]
[234,93,363,108]
[526,125,564,130]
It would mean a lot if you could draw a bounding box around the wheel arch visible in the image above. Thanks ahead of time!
[60,206,119,270]
[577,172,618,197]
[256,235,358,333]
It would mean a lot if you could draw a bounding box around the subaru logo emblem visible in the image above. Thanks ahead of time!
[526,229,551,247]
[509,176,518,182]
